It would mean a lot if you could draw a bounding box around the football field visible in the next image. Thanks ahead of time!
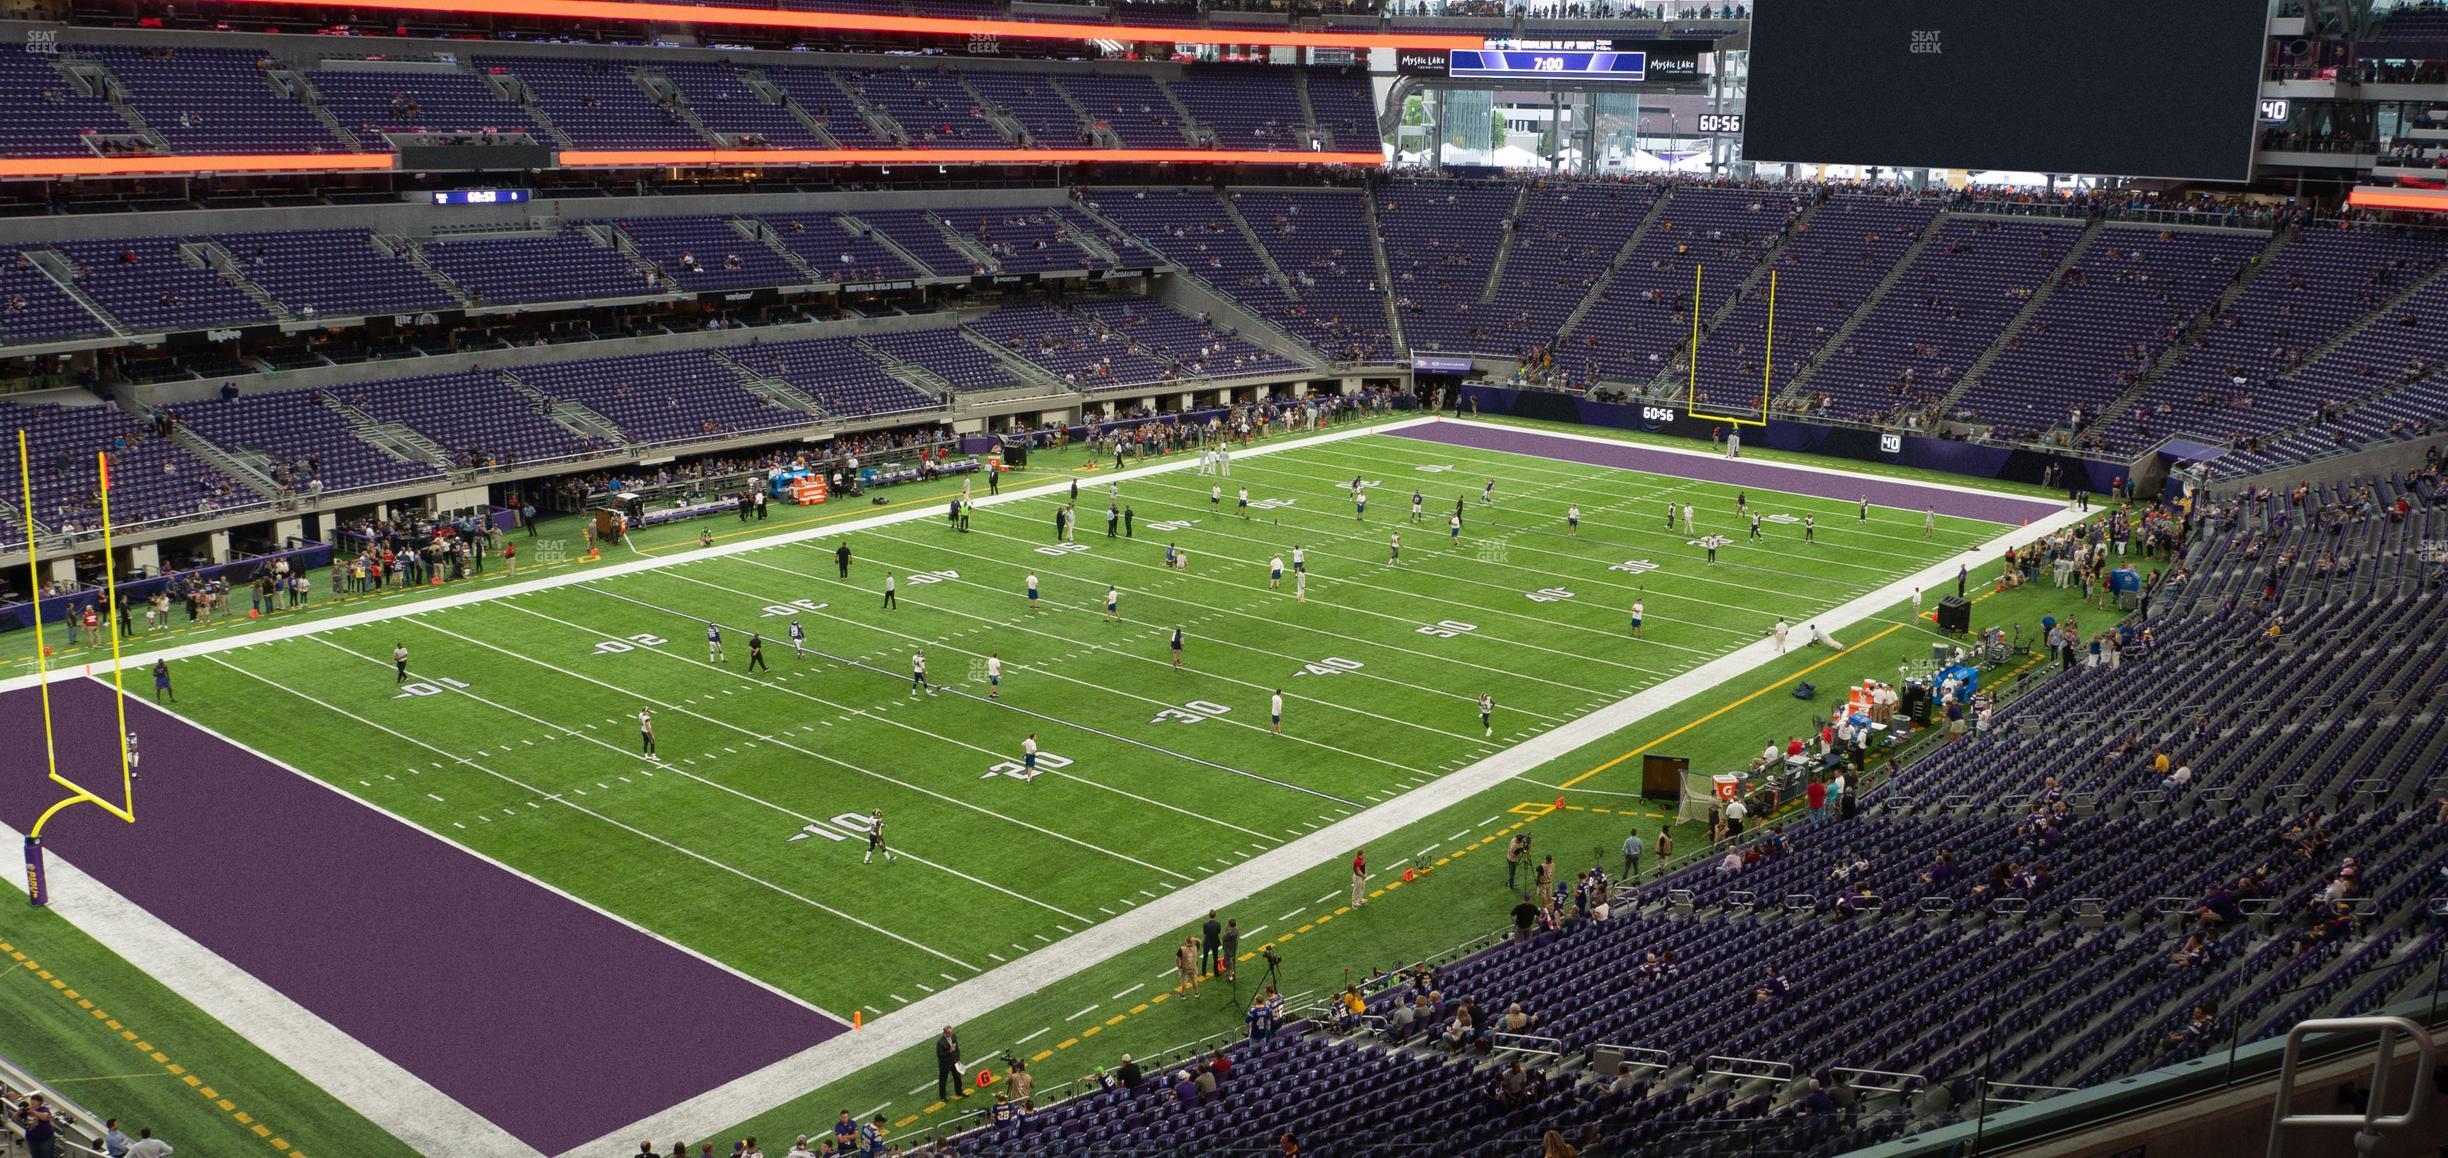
[3,416,2076,1155]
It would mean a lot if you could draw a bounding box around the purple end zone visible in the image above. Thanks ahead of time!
[1390,423,2064,525]
[3,678,844,1155]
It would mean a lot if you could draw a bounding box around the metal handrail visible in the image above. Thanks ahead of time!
[1833,1066,1925,1096]
[1489,1031,1564,1060]
[2268,1016,2435,1157]
[1984,1079,2080,1106]
[1590,1043,1674,1073]
[1706,1054,1794,1082]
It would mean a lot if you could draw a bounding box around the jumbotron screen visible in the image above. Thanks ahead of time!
[1742,0,2269,182]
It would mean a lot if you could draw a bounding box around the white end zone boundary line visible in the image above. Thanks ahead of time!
[0,413,1431,1158]
[0,412,2083,1157]
[1437,416,2072,519]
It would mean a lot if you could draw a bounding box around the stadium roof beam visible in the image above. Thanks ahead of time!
[206,0,1493,49]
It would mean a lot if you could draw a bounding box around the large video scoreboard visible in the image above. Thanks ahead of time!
[1397,39,1703,84]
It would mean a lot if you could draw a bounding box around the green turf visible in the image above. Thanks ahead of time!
[0,907,422,1158]
[704,570,2120,1150]
[146,429,2007,1004]
[8,417,2128,1152]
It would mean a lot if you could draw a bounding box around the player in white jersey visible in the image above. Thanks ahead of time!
[1105,585,1121,622]
[1924,506,1936,537]
[706,622,723,662]
[1773,619,1790,654]
[1629,599,1645,638]
[1448,512,1462,545]
[1021,732,1039,781]
[1295,569,1308,603]
[986,652,1003,699]
[1566,505,1580,537]
[1237,487,1250,518]
[911,649,931,696]
[638,708,657,755]
[1269,555,1284,589]
[1292,546,1306,574]
[1353,484,1367,521]
[1270,689,1284,735]
[1026,572,1040,611]
[788,618,806,659]
[1682,504,1695,534]
[1804,513,1815,542]
[1212,484,1222,510]
[1389,531,1402,565]
[125,731,139,778]
[863,808,895,864]
[1478,692,1494,738]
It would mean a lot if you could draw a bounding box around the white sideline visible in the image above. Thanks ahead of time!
[0,413,1428,1157]
[560,440,2091,1156]
[0,414,1436,699]
[1,415,2085,1156]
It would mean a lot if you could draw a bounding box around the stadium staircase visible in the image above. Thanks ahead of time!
[1291,70,1324,147]
[283,67,371,150]
[824,74,906,144]
[25,250,131,338]
[743,71,845,147]
[0,494,35,538]
[952,75,1026,145]
[1060,219,1125,267]
[1362,190,1408,354]
[702,350,831,418]
[836,214,939,279]
[186,240,295,322]
[1554,186,1675,339]
[2069,229,2299,445]
[165,424,282,501]
[2126,257,2448,457]
[1695,193,1829,340]
[924,210,1006,274]
[1216,193,1300,299]
[1041,79,1113,148]
[319,393,456,469]
[484,70,573,148]
[67,53,164,149]
[1153,79,1205,145]
[382,234,480,308]
[1930,217,2104,423]
[1475,185,1532,306]
[635,69,725,147]
[956,323,1080,395]
[1772,213,1950,409]
[852,337,960,399]
[492,369,636,445]
[733,218,823,284]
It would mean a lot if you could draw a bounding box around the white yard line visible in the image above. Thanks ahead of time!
[563,491,2088,1157]
[204,654,983,975]
[3,414,2078,1157]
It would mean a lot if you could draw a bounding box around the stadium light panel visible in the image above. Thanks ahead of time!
[557,147,1389,167]
[0,153,396,179]
[2347,187,2448,213]
[208,0,1491,49]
